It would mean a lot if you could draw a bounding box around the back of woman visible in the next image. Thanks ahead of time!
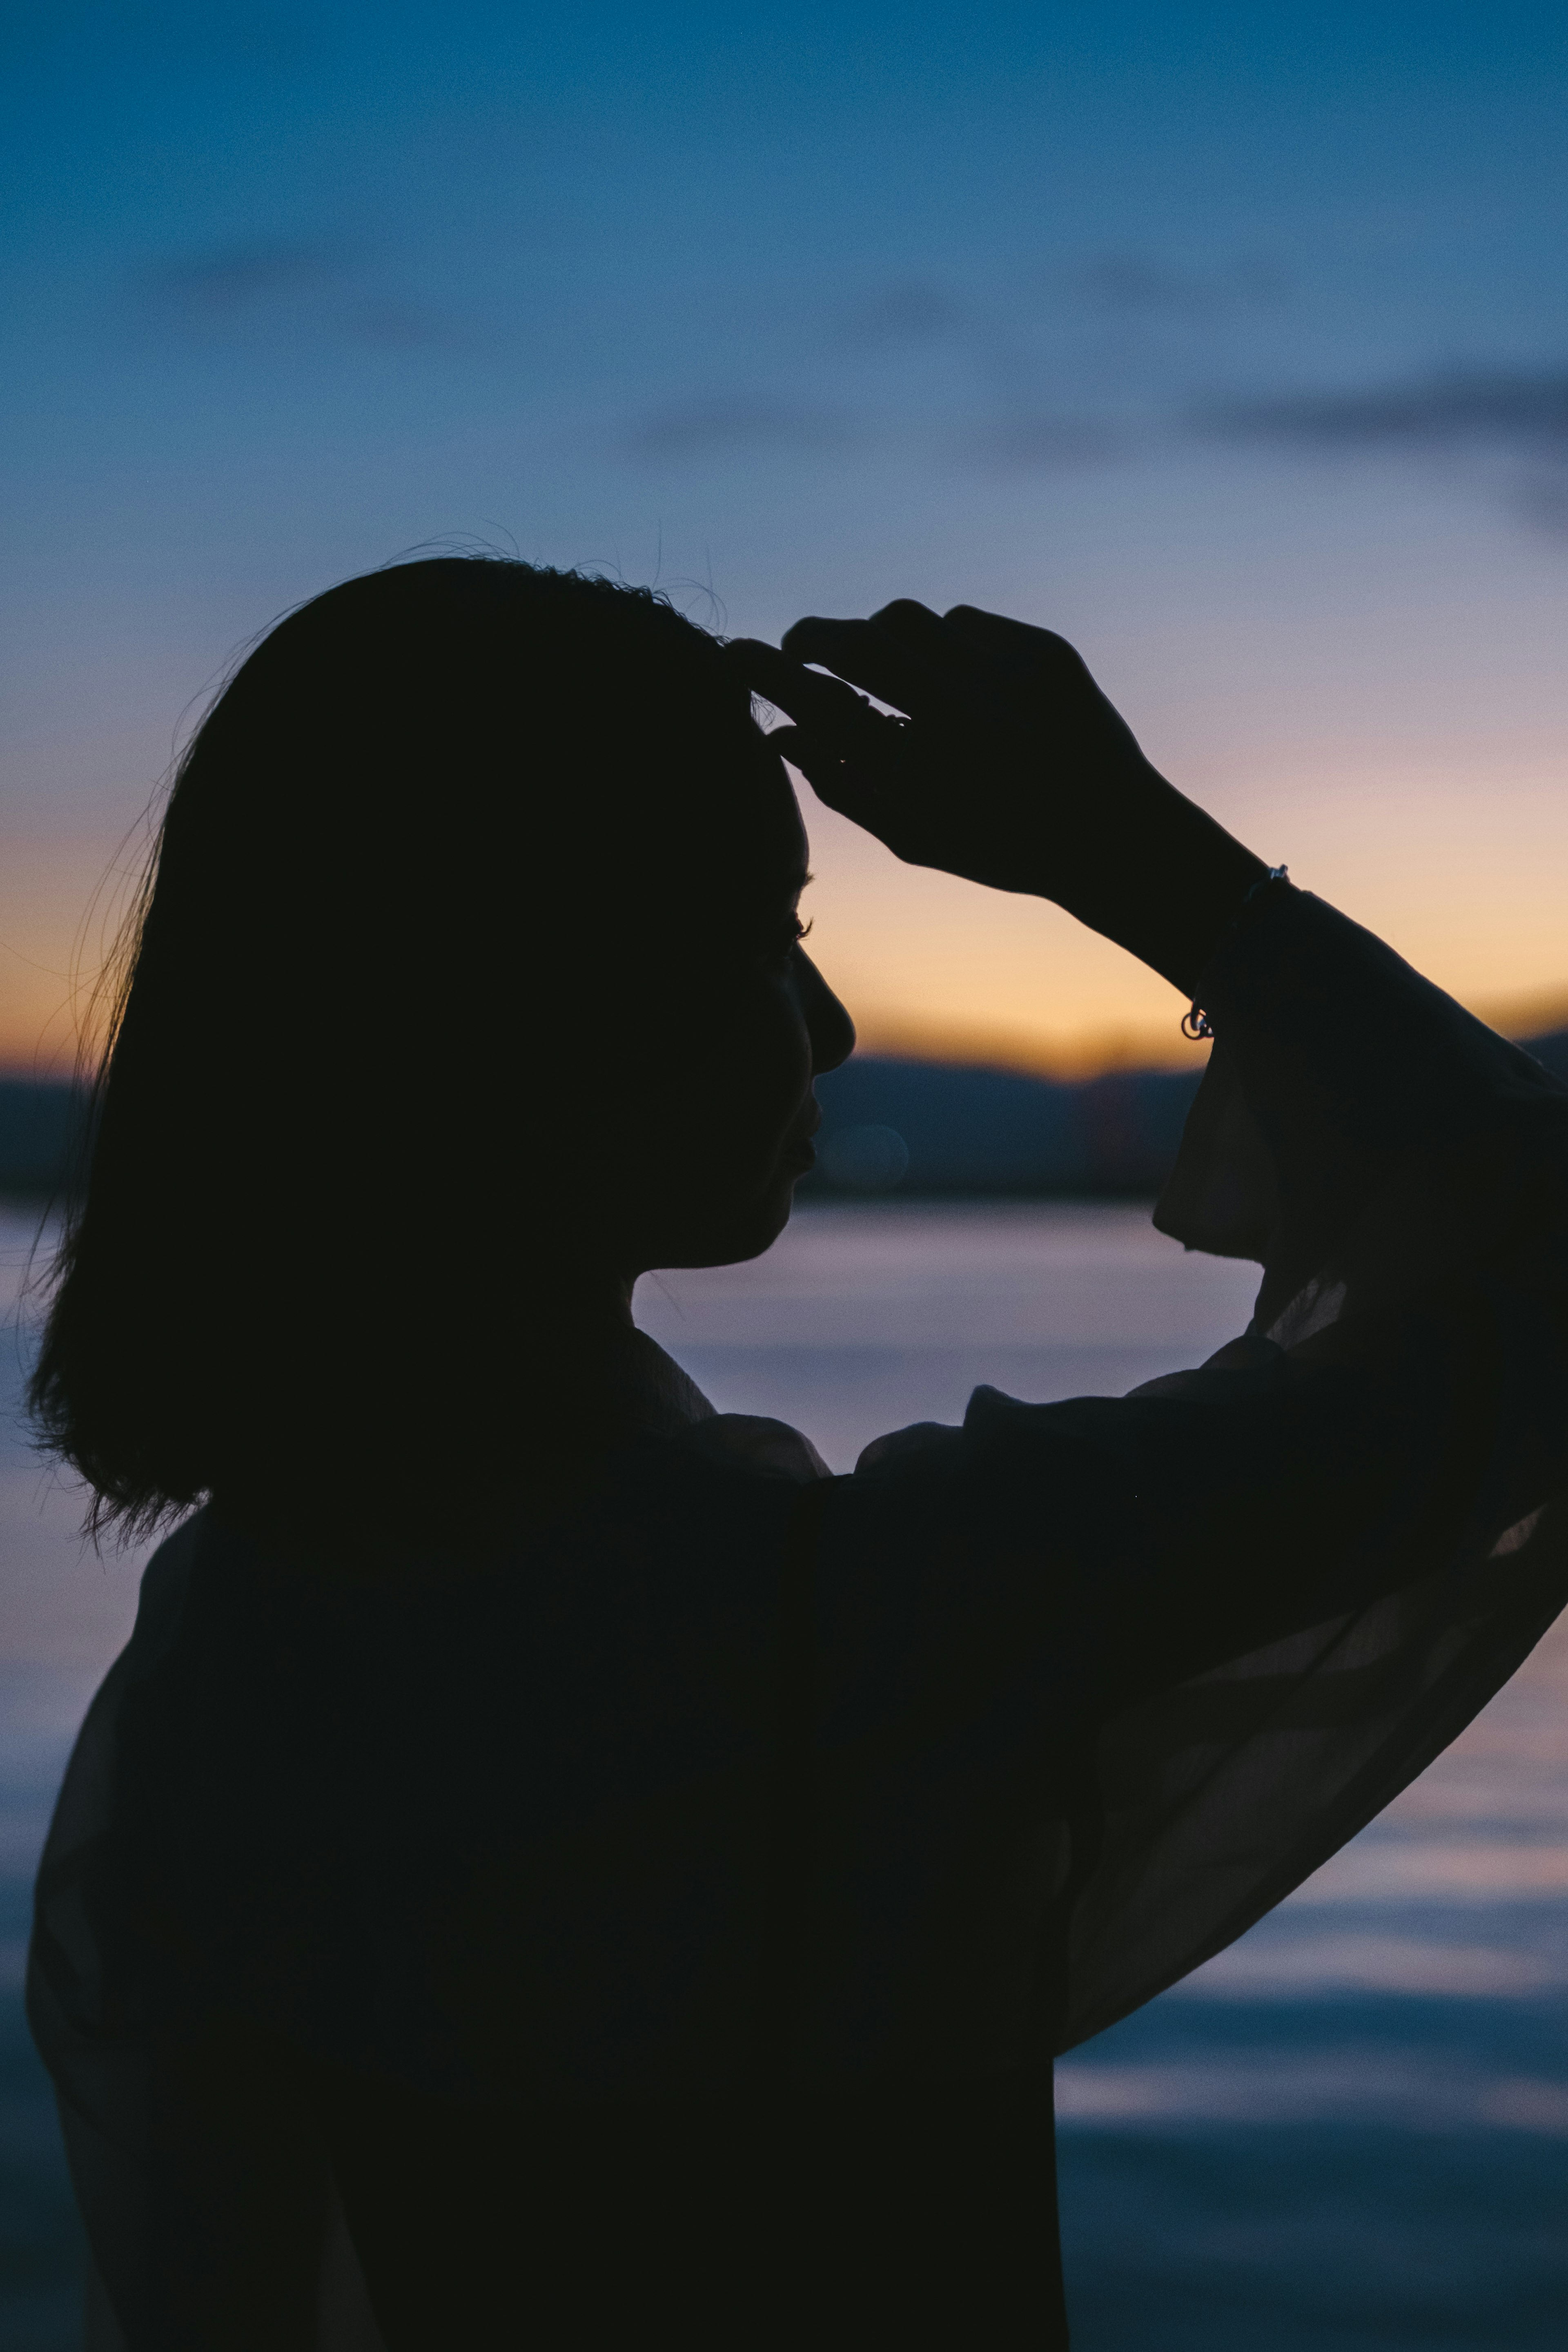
[27,561,1568,2347]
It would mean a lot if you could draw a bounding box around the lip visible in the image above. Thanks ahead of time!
[781,1104,821,1173]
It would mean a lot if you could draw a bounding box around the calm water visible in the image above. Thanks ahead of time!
[2,1200,1565,2348]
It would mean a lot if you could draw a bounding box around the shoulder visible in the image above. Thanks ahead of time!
[673,1413,831,1485]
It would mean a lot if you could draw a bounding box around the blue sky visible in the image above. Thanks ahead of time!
[4,2,1568,1069]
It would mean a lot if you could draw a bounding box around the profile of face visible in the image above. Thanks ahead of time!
[587,742,855,1278]
[33,559,866,1529]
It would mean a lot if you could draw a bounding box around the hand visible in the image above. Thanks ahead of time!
[727,600,1267,999]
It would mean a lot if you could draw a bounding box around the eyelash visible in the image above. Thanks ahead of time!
[770,916,811,970]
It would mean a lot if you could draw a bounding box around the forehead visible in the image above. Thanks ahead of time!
[758,752,809,888]
[658,745,806,968]
[704,736,807,888]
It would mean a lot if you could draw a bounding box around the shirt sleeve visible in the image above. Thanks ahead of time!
[814,885,1568,2062]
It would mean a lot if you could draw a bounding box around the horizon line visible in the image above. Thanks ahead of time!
[5,981,1568,1095]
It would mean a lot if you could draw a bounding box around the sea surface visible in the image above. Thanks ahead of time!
[2,1198,1565,2348]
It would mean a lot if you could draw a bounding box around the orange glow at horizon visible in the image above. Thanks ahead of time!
[5,739,1568,1084]
[0,832,149,1083]
[787,735,1568,1078]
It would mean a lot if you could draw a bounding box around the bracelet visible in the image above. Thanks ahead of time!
[1180,864,1289,1042]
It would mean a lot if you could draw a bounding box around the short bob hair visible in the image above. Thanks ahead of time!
[31,557,767,1541]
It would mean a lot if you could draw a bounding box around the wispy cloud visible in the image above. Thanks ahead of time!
[142,238,347,318]
[627,397,859,463]
[818,250,1298,476]
[839,280,971,348]
[970,414,1128,470]
[138,236,466,355]
[1200,365,1568,533]
[1206,367,1568,452]
[1065,250,1292,318]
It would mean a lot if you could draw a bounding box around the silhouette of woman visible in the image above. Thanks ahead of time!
[27,560,1568,2348]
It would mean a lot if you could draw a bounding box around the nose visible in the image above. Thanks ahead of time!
[798,950,855,1075]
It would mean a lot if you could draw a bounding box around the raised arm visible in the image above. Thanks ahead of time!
[732,601,1568,2058]
[728,599,1268,999]
[731,599,1568,1598]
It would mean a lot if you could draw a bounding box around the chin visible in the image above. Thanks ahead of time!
[666,1176,799,1271]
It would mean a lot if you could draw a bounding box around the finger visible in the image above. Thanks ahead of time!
[800,763,898,838]
[722,638,829,711]
[769,724,895,830]
[721,637,795,704]
[869,596,1016,698]
[777,617,928,717]
[728,640,907,754]
[865,599,954,660]
[761,722,804,765]
[727,642,862,744]
[941,604,1084,679]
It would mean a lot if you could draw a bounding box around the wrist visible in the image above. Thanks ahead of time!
[1047,765,1270,997]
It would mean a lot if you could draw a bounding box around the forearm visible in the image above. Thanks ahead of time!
[730,616,1271,999]
[1040,758,1269,1000]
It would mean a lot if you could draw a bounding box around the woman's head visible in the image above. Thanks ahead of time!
[32,557,853,1534]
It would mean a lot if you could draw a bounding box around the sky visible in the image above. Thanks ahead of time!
[3,1,1568,1076]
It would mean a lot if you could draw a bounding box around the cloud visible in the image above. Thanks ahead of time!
[1207,368,1568,452]
[142,238,347,318]
[1198,366,1568,535]
[138,237,468,356]
[345,299,462,352]
[971,414,1128,470]
[1075,253,1216,314]
[1067,250,1292,318]
[840,281,969,348]
[627,397,859,462]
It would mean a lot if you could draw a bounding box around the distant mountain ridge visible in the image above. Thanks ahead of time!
[806,1056,1203,1197]
[807,1022,1568,1197]
[6,1028,1568,1202]
[0,1081,85,1200]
